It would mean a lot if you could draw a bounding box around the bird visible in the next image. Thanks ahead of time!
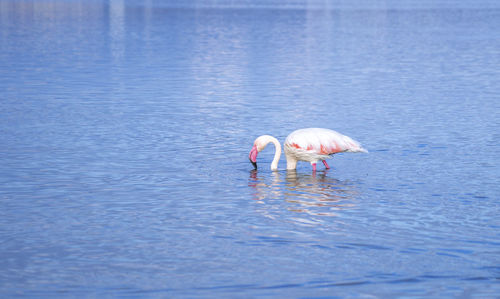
[249,128,367,171]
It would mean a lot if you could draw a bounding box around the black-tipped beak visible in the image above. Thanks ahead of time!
[249,145,258,170]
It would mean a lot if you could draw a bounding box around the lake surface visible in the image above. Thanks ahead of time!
[1,0,499,297]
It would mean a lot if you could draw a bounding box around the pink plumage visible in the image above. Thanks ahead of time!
[285,128,366,155]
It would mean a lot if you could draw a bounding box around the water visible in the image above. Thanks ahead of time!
[1,0,499,297]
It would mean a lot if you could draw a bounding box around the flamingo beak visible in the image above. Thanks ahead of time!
[249,145,258,169]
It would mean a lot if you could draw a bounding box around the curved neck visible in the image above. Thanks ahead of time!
[270,137,282,171]
[260,135,281,171]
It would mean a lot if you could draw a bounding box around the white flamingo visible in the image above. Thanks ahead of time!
[249,128,367,171]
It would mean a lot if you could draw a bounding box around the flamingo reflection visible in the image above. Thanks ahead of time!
[248,170,358,217]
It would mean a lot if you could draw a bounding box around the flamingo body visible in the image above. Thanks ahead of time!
[249,128,367,171]
[285,128,367,165]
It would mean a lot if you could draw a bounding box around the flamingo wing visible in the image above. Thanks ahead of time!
[285,128,367,157]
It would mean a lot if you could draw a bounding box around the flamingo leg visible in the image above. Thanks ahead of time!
[322,160,330,169]
[312,163,317,172]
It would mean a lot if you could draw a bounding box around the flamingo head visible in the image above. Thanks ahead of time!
[249,135,275,170]
[249,144,258,169]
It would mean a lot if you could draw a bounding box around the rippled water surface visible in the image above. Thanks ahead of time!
[1,0,499,297]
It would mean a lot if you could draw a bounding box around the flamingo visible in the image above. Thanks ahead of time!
[249,128,367,171]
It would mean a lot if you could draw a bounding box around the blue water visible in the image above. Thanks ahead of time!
[1,0,499,297]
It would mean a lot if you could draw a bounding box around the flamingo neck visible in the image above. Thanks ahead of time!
[270,138,281,171]
[258,135,281,171]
